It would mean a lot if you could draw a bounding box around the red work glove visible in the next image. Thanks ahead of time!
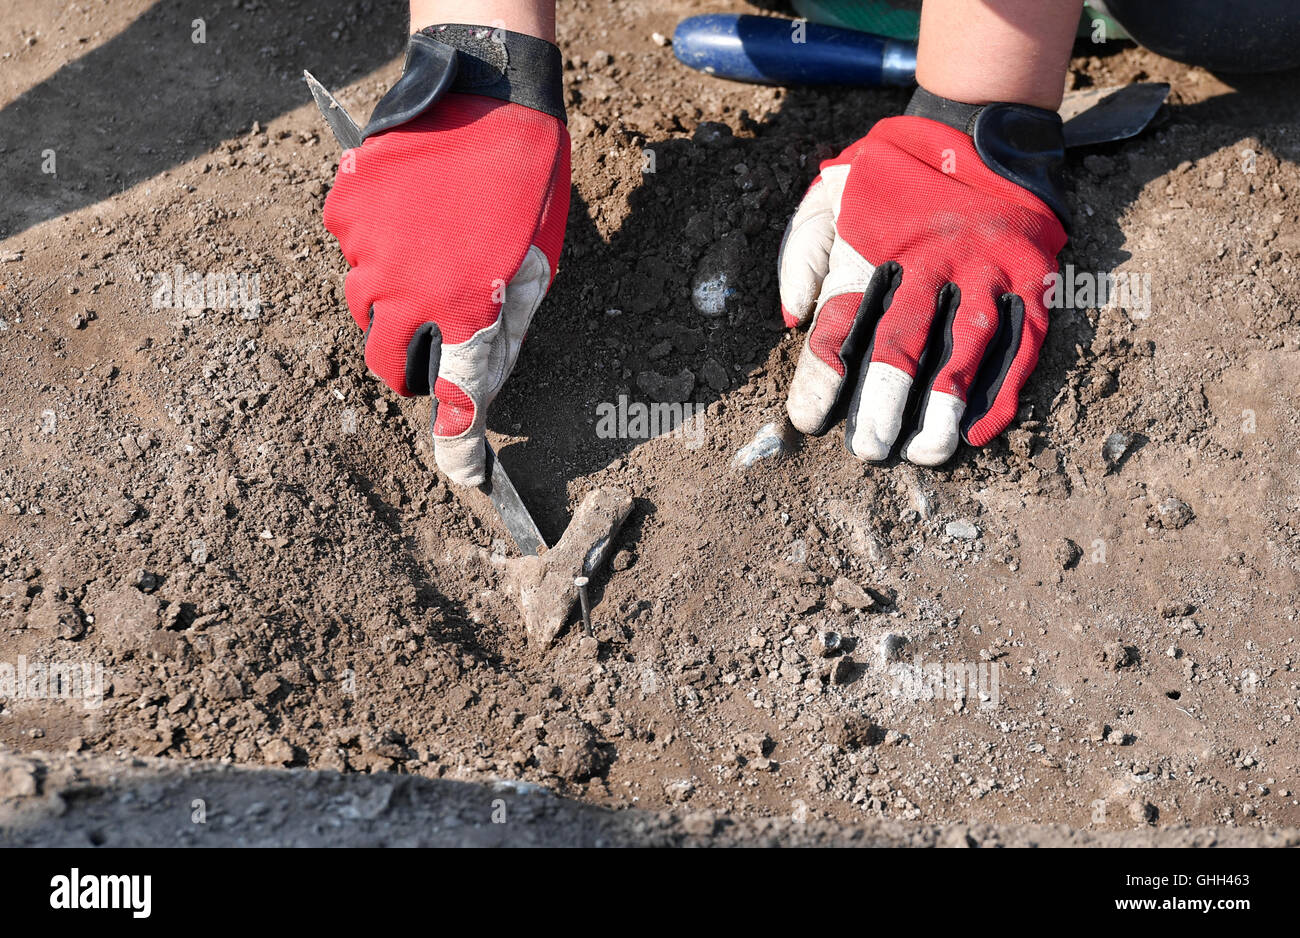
[324,25,570,485]
[778,87,1069,465]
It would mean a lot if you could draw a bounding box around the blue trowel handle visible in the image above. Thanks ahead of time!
[672,13,917,86]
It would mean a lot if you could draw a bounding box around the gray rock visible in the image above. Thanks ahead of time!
[534,719,607,782]
[664,778,696,803]
[1102,431,1133,472]
[814,630,842,657]
[732,419,795,469]
[691,231,747,318]
[945,520,980,540]
[636,369,695,403]
[1055,538,1083,569]
[830,577,876,610]
[27,597,84,640]
[692,122,734,149]
[701,358,728,391]
[880,633,909,663]
[1157,497,1194,530]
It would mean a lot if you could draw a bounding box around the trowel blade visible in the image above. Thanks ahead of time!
[482,443,548,556]
[304,70,363,150]
[1061,82,1170,149]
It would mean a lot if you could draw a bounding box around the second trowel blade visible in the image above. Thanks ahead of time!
[1061,82,1170,149]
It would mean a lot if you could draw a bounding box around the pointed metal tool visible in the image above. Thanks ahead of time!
[304,71,363,150]
[481,444,547,556]
[1060,82,1170,150]
[304,70,548,555]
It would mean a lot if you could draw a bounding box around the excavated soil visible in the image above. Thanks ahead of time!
[1,0,1299,843]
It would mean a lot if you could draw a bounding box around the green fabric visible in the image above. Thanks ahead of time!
[788,0,1129,42]
[789,0,921,41]
[1081,1,1130,40]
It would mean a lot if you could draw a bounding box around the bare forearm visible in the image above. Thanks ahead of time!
[916,0,1081,110]
[410,0,556,41]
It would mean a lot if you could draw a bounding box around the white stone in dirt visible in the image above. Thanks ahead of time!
[732,419,795,469]
[692,273,732,317]
[664,778,695,803]
[1102,431,1133,471]
[945,520,980,540]
[691,231,747,317]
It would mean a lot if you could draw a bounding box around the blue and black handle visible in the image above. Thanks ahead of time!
[672,13,917,87]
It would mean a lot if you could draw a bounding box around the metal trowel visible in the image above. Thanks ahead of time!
[304,71,548,556]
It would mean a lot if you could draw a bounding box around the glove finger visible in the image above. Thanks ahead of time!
[777,173,836,328]
[432,377,487,486]
[362,300,425,396]
[777,141,869,327]
[844,271,939,461]
[785,227,896,436]
[961,289,1048,446]
[431,245,553,487]
[322,163,360,265]
[902,284,999,466]
[786,291,862,435]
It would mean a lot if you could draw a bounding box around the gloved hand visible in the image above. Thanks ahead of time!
[324,25,570,486]
[778,87,1069,466]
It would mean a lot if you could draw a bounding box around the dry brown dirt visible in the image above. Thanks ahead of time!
[1,0,1298,845]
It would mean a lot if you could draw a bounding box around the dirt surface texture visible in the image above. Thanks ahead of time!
[1,0,1299,845]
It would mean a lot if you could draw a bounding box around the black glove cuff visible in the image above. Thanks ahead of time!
[905,86,1070,231]
[362,24,566,140]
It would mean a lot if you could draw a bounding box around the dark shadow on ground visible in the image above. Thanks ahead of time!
[4,749,1285,847]
[0,0,407,239]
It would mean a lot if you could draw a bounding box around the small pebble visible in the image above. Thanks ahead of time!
[815,630,842,658]
[731,419,794,469]
[880,633,909,663]
[1102,431,1133,471]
